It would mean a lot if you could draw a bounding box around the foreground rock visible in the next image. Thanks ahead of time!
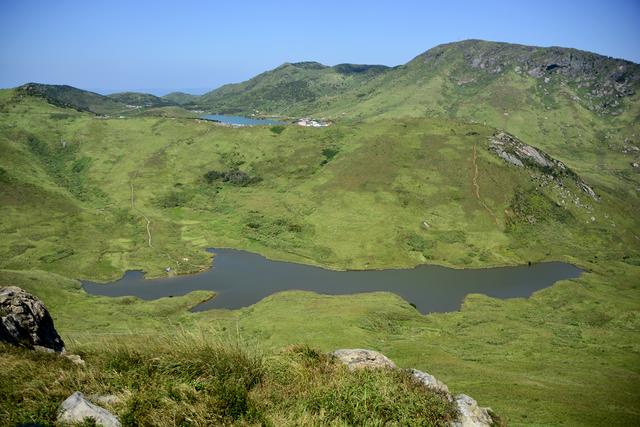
[332,348,397,370]
[0,286,65,352]
[332,349,494,427]
[454,394,494,427]
[58,392,121,427]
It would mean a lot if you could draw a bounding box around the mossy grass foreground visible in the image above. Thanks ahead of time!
[0,334,460,426]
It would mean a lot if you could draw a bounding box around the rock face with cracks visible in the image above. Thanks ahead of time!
[0,286,65,352]
[332,349,495,427]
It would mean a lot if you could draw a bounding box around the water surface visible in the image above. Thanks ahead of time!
[82,248,582,314]
[201,114,285,126]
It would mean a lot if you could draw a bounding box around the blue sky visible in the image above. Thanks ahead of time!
[1,0,638,95]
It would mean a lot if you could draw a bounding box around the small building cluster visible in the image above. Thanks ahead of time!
[296,118,330,127]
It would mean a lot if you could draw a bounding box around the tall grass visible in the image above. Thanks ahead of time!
[1,336,458,426]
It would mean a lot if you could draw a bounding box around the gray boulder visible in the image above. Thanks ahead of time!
[453,394,493,427]
[0,286,65,352]
[332,348,397,370]
[410,368,451,396]
[58,392,121,427]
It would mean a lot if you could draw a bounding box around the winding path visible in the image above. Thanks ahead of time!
[130,181,153,248]
[472,143,500,227]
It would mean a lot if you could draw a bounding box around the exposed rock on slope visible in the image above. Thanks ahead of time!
[0,286,65,352]
[419,39,639,114]
[489,131,598,199]
[58,392,121,427]
[332,349,495,427]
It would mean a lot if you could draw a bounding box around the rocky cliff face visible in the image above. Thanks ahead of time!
[419,39,639,115]
[0,286,65,352]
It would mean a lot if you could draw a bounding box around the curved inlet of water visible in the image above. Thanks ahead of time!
[82,248,583,314]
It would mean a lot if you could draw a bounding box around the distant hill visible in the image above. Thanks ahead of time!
[196,62,390,114]
[16,83,127,115]
[162,91,200,105]
[193,39,639,120]
[189,40,639,180]
[107,91,175,108]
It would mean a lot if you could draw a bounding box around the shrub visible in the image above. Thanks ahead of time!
[270,125,285,134]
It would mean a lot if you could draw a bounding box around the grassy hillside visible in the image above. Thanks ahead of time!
[16,83,128,115]
[197,62,389,115]
[162,91,200,105]
[107,91,176,108]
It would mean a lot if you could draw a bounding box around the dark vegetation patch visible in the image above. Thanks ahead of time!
[405,232,436,256]
[0,167,11,183]
[203,169,262,186]
[244,212,307,238]
[269,125,286,135]
[154,189,195,208]
[320,147,339,165]
[38,248,75,263]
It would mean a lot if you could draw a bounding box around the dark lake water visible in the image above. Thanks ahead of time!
[82,248,583,314]
[201,114,285,126]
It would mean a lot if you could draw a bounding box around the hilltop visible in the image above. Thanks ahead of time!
[195,61,390,114]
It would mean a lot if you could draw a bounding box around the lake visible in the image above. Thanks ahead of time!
[201,114,285,126]
[82,248,583,314]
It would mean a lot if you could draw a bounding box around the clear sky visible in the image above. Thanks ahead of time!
[1,0,639,95]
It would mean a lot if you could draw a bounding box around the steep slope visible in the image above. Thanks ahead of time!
[16,83,127,115]
[197,62,389,114]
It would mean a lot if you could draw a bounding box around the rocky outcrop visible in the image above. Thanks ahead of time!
[332,348,397,370]
[420,40,639,115]
[332,349,494,427]
[58,392,121,427]
[0,286,65,352]
[489,131,598,200]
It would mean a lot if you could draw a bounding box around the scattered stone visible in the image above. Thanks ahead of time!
[0,286,65,352]
[331,349,396,370]
[64,353,86,366]
[58,392,121,427]
[632,162,639,168]
[410,368,451,396]
[453,394,493,427]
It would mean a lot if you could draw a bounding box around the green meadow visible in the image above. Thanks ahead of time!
[1,84,639,425]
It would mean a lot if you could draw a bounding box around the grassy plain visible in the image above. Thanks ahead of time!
[1,88,639,425]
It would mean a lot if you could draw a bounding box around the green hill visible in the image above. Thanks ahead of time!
[107,91,176,108]
[197,61,389,115]
[162,91,200,105]
[16,83,127,115]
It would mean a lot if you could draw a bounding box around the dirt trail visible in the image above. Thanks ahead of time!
[130,181,153,248]
[472,143,500,227]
